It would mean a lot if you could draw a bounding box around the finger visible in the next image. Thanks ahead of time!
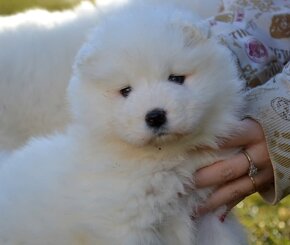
[246,144,270,166]
[219,166,274,222]
[197,176,251,216]
[219,197,244,223]
[195,150,265,188]
[218,119,264,148]
[197,168,272,216]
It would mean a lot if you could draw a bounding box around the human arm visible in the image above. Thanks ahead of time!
[195,62,290,217]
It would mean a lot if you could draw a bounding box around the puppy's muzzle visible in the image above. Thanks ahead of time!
[145,108,167,129]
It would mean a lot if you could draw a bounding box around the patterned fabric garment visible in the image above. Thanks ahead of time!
[207,0,290,204]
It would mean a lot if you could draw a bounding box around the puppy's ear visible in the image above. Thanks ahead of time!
[182,22,211,46]
[171,11,211,46]
[74,42,95,69]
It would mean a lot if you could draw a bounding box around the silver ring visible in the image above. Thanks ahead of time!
[241,150,258,177]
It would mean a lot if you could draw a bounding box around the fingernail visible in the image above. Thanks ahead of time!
[219,211,229,223]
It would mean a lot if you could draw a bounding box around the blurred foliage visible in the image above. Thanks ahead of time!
[235,194,290,245]
[1,1,289,244]
[0,0,86,15]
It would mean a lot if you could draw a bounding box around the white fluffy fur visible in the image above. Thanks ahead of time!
[0,1,99,150]
[0,0,222,152]
[0,1,248,244]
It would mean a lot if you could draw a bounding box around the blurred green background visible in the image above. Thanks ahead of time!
[0,0,85,15]
[0,0,289,244]
[236,194,290,245]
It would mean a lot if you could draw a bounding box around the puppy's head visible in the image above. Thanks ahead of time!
[69,3,244,150]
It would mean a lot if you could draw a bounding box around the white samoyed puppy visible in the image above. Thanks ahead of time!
[0,0,222,152]
[0,1,248,245]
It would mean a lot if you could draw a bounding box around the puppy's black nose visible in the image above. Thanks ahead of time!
[145,109,167,129]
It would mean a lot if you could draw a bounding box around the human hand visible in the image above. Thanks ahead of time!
[194,119,274,221]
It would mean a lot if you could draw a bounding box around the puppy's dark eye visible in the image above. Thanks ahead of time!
[168,74,185,85]
[120,86,132,98]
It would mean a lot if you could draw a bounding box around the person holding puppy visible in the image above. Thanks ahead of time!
[195,0,290,219]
